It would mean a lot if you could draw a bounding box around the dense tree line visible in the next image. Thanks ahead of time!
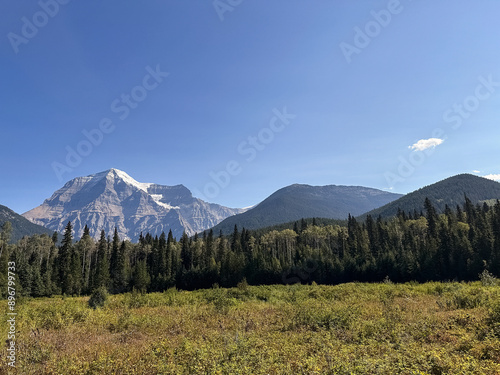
[1,197,500,297]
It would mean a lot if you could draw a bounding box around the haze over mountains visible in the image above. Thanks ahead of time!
[2,170,498,243]
[22,169,245,241]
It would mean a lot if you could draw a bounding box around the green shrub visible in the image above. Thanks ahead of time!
[480,269,498,286]
[205,288,237,314]
[237,278,249,291]
[488,300,500,337]
[437,284,489,310]
[30,299,90,329]
[290,301,359,331]
[88,286,109,309]
[107,310,132,333]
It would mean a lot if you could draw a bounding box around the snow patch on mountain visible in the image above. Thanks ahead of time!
[150,194,180,210]
[110,168,153,193]
[23,169,245,241]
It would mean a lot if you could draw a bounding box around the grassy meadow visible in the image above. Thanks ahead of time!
[1,281,500,374]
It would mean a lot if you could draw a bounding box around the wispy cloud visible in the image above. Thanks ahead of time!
[408,138,444,151]
[484,174,500,181]
[473,170,481,173]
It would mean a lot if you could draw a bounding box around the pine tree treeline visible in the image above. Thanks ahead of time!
[2,197,500,297]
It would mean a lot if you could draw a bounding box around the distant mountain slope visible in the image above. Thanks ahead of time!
[23,169,244,241]
[0,204,53,243]
[212,184,402,234]
[361,174,500,219]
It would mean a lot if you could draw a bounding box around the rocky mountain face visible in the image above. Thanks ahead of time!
[22,169,245,241]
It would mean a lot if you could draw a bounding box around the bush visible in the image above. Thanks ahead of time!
[290,301,359,331]
[480,269,498,286]
[488,300,500,337]
[31,300,90,329]
[236,278,250,293]
[205,288,237,314]
[88,286,109,309]
[437,284,489,310]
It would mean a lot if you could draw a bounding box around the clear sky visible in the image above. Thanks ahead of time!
[1,0,500,214]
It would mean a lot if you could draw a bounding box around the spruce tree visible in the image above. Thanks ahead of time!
[77,226,94,294]
[424,198,438,238]
[180,232,191,271]
[132,259,150,292]
[112,241,129,294]
[156,232,167,290]
[110,228,120,291]
[58,221,74,295]
[204,229,214,268]
[231,225,242,253]
[166,230,175,285]
[70,241,83,295]
[93,230,110,290]
[30,250,45,297]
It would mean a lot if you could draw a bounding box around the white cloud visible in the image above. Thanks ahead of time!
[408,138,444,151]
[473,170,481,173]
[483,174,500,181]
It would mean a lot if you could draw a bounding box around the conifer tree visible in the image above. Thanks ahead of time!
[93,230,110,290]
[231,225,242,253]
[132,259,150,292]
[30,250,45,297]
[70,239,83,295]
[58,221,74,295]
[154,232,167,290]
[109,228,121,291]
[111,241,129,293]
[166,229,175,285]
[77,226,94,293]
[180,232,191,271]
[424,198,438,238]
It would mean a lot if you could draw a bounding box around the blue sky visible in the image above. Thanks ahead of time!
[1,0,500,214]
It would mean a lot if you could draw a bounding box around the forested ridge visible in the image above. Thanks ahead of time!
[0,204,53,242]
[363,173,500,219]
[1,196,500,297]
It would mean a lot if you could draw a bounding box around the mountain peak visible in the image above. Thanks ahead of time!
[89,168,153,193]
[23,169,244,241]
[112,169,151,192]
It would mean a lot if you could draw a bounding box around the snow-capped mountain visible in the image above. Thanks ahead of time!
[22,169,245,240]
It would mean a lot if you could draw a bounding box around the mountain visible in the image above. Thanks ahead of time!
[0,204,54,243]
[211,184,403,234]
[361,174,500,219]
[23,169,245,241]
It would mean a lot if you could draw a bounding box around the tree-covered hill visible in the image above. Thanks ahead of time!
[360,174,500,219]
[212,184,402,234]
[0,204,53,242]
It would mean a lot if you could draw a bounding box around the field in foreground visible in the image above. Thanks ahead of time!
[1,282,500,374]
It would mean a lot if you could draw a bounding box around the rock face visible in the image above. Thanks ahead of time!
[23,169,245,241]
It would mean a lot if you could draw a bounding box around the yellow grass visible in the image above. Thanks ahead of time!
[1,282,500,374]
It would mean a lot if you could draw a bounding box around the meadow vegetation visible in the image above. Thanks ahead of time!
[1,281,500,374]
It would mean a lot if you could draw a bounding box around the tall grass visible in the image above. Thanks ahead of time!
[0,282,499,374]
